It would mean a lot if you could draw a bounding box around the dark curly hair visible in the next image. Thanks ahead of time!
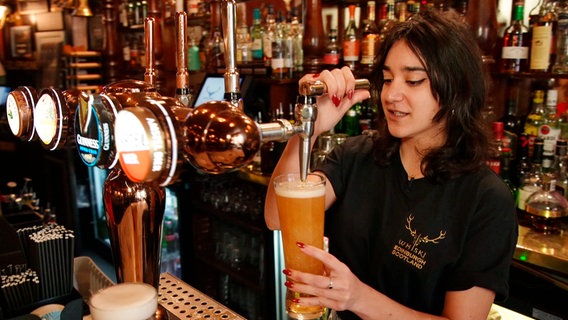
[369,9,493,183]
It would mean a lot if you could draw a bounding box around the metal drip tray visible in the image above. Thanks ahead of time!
[158,273,245,319]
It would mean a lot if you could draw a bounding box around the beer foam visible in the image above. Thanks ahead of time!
[275,182,325,198]
[89,283,157,320]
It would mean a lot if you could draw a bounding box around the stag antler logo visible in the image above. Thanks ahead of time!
[405,214,446,251]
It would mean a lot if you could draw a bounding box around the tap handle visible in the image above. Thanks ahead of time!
[144,17,157,86]
[299,78,370,96]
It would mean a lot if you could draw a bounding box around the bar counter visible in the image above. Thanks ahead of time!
[513,220,568,290]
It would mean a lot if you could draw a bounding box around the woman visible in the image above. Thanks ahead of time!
[264,8,518,320]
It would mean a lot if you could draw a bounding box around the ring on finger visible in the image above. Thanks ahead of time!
[328,277,333,289]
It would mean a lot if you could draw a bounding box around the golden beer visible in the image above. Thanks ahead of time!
[274,173,326,319]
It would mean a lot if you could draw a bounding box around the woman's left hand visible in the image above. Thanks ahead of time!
[283,242,365,312]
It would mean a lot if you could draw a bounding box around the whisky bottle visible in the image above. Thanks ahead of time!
[343,4,361,71]
[530,0,559,72]
[517,137,545,214]
[360,1,380,71]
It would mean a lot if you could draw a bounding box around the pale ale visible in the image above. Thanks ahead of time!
[274,173,326,319]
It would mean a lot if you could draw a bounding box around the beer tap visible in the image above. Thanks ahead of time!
[113,16,191,186]
[6,86,38,142]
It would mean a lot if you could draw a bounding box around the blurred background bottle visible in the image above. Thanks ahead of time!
[360,1,380,72]
[343,4,361,71]
[250,8,264,61]
[500,1,530,73]
[323,28,341,69]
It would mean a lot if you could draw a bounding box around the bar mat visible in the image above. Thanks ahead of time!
[158,272,245,320]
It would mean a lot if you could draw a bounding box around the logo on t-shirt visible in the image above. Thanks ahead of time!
[391,214,446,270]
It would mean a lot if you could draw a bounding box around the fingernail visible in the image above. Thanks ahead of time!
[283,269,292,276]
[348,89,354,100]
[285,281,294,288]
[292,298,300,303]
[332,95,341,107]
[296,242,305,248]
[313,73,320,78]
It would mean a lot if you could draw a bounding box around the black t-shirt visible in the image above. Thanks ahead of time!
[317,135,518,319]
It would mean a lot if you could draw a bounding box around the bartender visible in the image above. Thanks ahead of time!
[264,9,518,320]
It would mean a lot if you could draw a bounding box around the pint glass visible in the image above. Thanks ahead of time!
[274,173,326,319]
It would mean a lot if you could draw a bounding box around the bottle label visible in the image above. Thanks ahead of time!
[530,25,553,71]
[343,40,360,62]
[361,36,378,65]
[323,53,339,65]
[252,38,263,58]
[517,185,541,210]
[538,124,561,153]
[501,46,529,59]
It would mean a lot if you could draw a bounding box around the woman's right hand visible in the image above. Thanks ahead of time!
[298,66,371,136]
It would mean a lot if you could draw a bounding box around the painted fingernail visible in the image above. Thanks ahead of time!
[348,89,354,100]
[332,95,341,107]
[292,298,300,303]
[313,73,320,78]
[296,242,305,248]
[283,269,292,276]
[285,281,294,288]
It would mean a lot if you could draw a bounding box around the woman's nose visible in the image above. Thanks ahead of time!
[383,84,404,103]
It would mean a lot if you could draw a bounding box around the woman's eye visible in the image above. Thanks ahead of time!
[407,79,426,86]
[383,79,393,84]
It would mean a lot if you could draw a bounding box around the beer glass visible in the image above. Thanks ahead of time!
[274,173,326,319]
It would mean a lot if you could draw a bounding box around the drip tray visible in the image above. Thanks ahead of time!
[158,273,246,319]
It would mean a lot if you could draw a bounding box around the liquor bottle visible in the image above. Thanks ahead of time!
[538,89,561,158]
[552,4,568,73]
[207,26,225,73]
[397,1,408,22]
[344,104,362,136]
[187,39,201,71]
[552,139,568,197]
[379,0,397,42]
[343,5,361,71]
[501,148,516,195]
[263,5,276,70]
[236,15,252,65]
[288,7,303,76]
[323,28,341,70]
[515,133,532,188]
[530,0,559,72]
[500,2,530,73]
[250,8,264,61]
[271,11,289,79]
[523,89,546,142]
[517,137,545,214]
[524,171,568,231]
[488,121,505,174]
[360,1,380,71]
[407,0,421,17]
[500,98,522,163]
